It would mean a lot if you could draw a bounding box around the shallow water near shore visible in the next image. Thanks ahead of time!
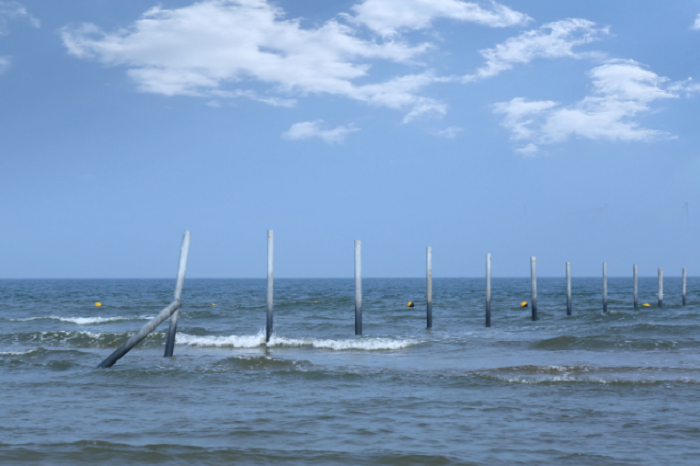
[1,277,699,465]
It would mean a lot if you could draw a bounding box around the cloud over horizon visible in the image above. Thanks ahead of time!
[282,120,359,144]
[494,60,679,154]
[0,1,40,34]
[463,18,608,82]
[58,0,697,153]
[60,0,537,124]
[61,0,450,122]
[349,0,530,36]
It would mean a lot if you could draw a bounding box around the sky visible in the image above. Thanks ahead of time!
[1,0,699,279]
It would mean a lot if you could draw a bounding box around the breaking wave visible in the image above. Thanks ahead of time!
[6,316,147,325]
[477,364,700,385]
[176,332,421,351]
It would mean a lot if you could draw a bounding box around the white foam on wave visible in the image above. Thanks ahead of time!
[0,349,36,355]
[9,316,137,325]
[488,374,699,385]
[269,335,419,350]
[177,332,266,348]
[176,331,420,351]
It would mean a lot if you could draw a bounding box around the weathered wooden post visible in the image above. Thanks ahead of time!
[99,231,191,368]
[530,256,538,321]
[266,229,274,343]
[658,268,663,308]
[633,264,638,309]
[355,240,362,335]
[485,253,491,327]
[566,261,572,316]
[602,262,608,313]
[164,230,192,357]
[426,246,433,329]
[683,267,687,306]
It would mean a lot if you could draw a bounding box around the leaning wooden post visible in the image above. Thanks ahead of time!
[164,230,192,357]
[485,253,491,327]
[682,267,687,306]
[99,231,191,368]
[658,268,663,308]
[566,261,572,316]
[355,240,362,335]
[266,229,274,342]
[633,264,638,309]
[426,247,433,329]
[530,256,538,321]
[602,262,608,313]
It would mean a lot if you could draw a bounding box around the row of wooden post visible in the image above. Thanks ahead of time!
[265,234,434,340]
[98,231,692,367]
[485,254,689,327]
[265,236,691,338]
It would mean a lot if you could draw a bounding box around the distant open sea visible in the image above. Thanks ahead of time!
[1,278,699,465]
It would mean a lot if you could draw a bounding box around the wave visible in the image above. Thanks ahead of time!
[0,441,456,466]
[271,335,420,350]
[477,364,700,385]
[176,332,421,351]
[0,348,93,370]
[0,330,418,351]
[0,349,37,355]
[531,335,698,351]
[6,316,146,325]
[210,355,313,371]
[0,331,166,348]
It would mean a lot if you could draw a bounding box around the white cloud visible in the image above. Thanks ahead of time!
[0,2,39,76]
[0,1,40,34]
[61,0,443,120]
[515,143,539,156]
[433,126,463,138]
[465,19,608,81]
[692,14,700,30]
[350,0,530,36]
[494,60,677,153]
[0,55,10,74]
[282,120,359,144]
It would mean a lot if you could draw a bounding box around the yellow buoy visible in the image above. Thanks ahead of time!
[212,303,216,306]
[642,303,651,307]
[95,302,102,307]
[520,301,528,308]
[407,301,415,307]
[315,301,318,303]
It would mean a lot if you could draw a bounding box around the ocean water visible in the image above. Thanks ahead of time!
[1,277,699,465]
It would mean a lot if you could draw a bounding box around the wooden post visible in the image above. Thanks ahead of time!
[633,264,638,309]
[566,261,572,316]
[426,247,433,329]
[485,253,491,327]
[658,268,663,308]
[355,240,362,335]
[683,267,687,306]
[100,231,191,368]
[602,262,608,313]
[530,257,538,321]
[266,229,274,343]
[164,230,192,357]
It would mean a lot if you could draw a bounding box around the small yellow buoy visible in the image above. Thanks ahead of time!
[95,302,102,307]
[212,303,216,306]
[520,301,528,308]
[407,301,415,307]
[315,301,318,303]
[642,303,651,307]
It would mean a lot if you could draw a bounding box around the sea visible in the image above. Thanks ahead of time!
[1,277,699,465]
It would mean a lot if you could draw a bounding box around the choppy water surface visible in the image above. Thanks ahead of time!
[1,278,699,465]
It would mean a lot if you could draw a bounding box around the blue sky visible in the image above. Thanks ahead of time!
[1,0,699,278]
